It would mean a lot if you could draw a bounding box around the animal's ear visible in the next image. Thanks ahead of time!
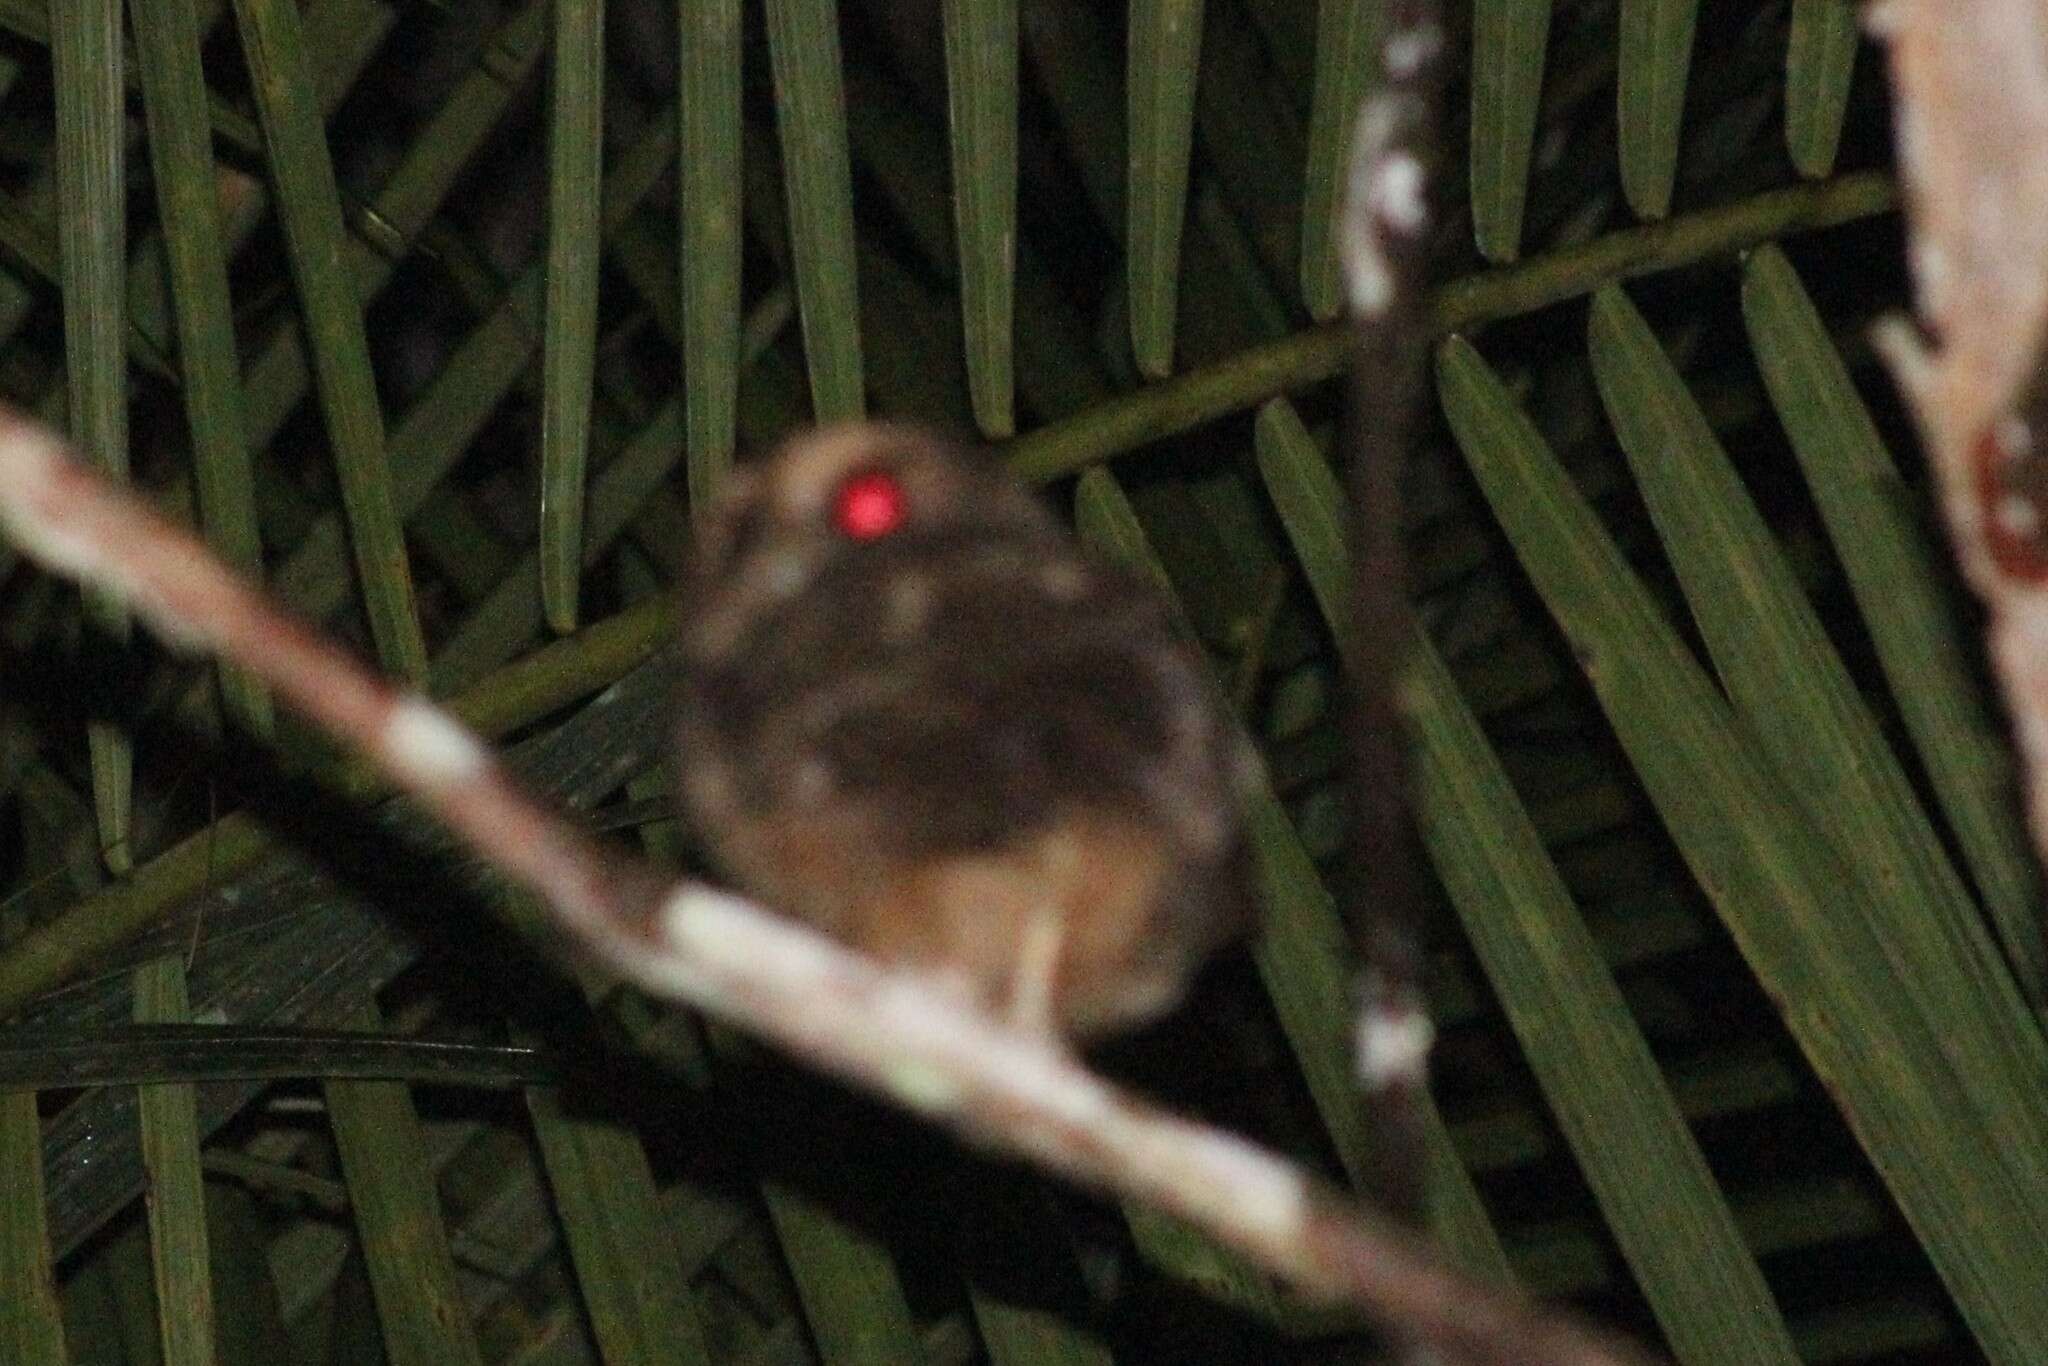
[685,462,768,573]
[710,458,766,503]
[942,431,1007,472]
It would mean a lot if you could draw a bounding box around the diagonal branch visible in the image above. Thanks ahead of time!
[0,404,1652,1364]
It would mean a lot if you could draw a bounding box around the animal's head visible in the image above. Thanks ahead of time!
[678,423,1060,663]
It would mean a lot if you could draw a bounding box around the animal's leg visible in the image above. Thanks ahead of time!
[1006,906,1066,1036]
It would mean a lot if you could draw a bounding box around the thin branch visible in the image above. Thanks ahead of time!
[1338,0,1445,1231]
[1000,171,1895,485]
[0,406,1653,1364]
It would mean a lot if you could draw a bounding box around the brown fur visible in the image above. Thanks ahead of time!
[673,424,1257,1038]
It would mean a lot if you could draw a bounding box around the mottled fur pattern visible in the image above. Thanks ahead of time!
[673,424,1256,1036]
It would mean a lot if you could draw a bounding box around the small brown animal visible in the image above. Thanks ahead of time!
[672,423,1257,1038]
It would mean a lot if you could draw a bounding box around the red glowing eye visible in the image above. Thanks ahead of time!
[831,469,908,540]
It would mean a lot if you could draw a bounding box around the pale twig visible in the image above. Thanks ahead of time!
[0,405,1652,1364]
[1872,0,2048,981]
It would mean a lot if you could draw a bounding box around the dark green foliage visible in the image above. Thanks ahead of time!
[0,2,2028,1362]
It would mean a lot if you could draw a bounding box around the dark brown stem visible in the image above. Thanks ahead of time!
[1338,0,1446,1232]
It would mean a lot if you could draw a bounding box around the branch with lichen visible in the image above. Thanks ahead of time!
[0,404,1653,1363]
[1873,0,2048,979]
[1337,0,1443,1237]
